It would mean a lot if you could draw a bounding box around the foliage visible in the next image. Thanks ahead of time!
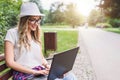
[0,0,22,27]
[88,9,106,26]
[65,3,84,28]
[0,0,22,53]
[98,0,120,28]
[108,18,120,28]
[99,0,120,18]
[47,2,66,24]
[96,23,112,28]
[46,1,84,28]
[104,28,120,34]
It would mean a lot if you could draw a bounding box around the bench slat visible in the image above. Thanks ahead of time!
[0,64,8,72]
[0,55,4,62]
[0,69,13,80]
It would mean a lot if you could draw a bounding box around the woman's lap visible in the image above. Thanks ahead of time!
[28,75,47,80]
[13,65,77,80]
[27,72,77,80]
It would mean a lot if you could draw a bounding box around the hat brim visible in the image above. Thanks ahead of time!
[19,13,45,18]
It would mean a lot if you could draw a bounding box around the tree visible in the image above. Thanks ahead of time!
[0,0,22,53]
[46,1,84,27]
[47,1,66,24]
[99,0,120,18]
[98,0,120,27]
[0,0,22,27]
[88,9,106,26]
[65,3,84,28]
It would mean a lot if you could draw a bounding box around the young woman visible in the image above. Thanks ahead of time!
[4,2,77,80]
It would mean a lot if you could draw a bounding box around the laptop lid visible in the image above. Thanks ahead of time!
[47,47,79,80]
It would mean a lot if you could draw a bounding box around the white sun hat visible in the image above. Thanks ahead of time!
[19,2,45,17]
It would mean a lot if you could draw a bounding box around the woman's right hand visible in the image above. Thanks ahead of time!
[33,69,49,75]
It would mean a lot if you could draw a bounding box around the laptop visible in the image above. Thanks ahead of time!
[47,47,79,80]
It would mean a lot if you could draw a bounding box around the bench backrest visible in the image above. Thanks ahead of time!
[0,54,13,80]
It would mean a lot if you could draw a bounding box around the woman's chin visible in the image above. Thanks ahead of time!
[31,28,37,31]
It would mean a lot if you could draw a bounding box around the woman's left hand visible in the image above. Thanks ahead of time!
[45,64,50,70]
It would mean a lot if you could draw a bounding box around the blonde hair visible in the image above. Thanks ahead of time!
[17,16,41,51]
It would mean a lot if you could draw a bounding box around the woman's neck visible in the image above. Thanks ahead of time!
[27,31,32,41]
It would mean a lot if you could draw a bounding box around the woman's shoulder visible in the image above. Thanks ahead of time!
[7,27,18,33]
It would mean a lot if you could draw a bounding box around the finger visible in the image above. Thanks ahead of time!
[46,68,50,71]
[42,70,48,75]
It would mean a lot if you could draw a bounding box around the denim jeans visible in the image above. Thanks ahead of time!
[55,72,77,80]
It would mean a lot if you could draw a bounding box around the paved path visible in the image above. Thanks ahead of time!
[72,53,96,80]
[78,27,120,80]
[72,27,96,80]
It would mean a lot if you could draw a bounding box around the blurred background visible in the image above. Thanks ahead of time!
[0,0,120,56]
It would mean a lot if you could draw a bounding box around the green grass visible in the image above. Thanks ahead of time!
[104,28,120,34]
[41,27,78,57]
[41,24,71,28]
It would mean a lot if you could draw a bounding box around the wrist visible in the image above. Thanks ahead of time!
[43,63,48,66]
[45,64,49,67]
[31,70,37,75]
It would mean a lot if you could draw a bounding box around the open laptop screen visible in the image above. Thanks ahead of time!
[47,47,79,80]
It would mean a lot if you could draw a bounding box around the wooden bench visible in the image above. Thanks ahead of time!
[0,54,13,80]
[0,54,52,80]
